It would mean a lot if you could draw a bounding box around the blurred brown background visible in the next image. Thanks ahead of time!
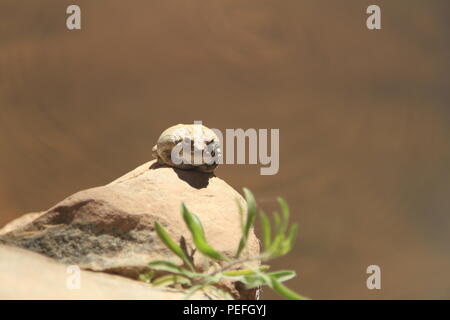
[1,0,449,299]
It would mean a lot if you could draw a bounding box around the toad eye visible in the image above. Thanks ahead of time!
[206,139,214,145]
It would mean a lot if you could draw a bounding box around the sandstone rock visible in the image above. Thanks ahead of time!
[0,211,44,235]
[0,160,259,297]
[0,244,209,300]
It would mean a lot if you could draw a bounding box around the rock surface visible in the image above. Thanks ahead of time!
[0,244,209,300]
[0,160,259,297]
[0,212,44,236]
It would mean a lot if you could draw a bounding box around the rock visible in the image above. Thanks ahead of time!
[0,160,259,298]
[0,212,44,235]
[0,244,210,300]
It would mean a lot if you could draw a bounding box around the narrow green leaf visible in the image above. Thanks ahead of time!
[223,265,270,277]
[264,232,284,259]
[152,274,191,287]
[273,211,281,234]
[154,222,194,270]
[258,272,274,288]
[235,188,257,258]
[260,211,271,250]
[148,261,198,278]
[283,224,298,254]
[277,197,290,234]
[238,268,274,289]
[286,224,298,248]
[236,199,245,231]
[278,224,297,255]
[270,276,309,300]
[181,203,226,261]
[267,270,296,282]
[244,188,256,219]
[241,277,264,289]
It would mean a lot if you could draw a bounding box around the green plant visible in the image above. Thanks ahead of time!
[139,188,308,300]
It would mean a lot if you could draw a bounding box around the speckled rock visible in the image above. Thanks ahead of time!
[0,160,259,296]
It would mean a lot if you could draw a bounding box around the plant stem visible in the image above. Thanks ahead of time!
[209,255,264,276]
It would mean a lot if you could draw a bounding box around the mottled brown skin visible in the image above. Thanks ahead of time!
[152,124,221,173]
